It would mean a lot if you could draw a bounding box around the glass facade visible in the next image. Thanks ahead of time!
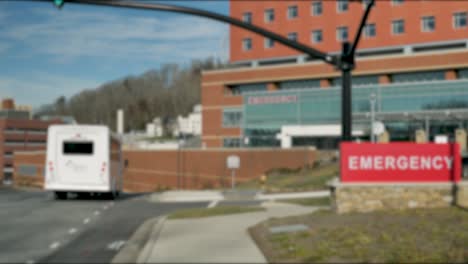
[242,79,468,147]
[222,108,243,127]
[223,137,241,148]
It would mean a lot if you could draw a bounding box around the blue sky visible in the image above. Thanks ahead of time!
[0,0,229,109]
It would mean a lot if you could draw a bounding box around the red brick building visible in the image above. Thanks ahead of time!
[201,0,468,149]
[0,99,61,184]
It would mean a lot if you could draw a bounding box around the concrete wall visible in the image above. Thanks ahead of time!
[13,148,316,193]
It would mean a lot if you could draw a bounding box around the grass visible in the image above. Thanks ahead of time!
[237,162,338,193]
[168,205,265,219]
[249,207,468,263]
[277,197,331,207]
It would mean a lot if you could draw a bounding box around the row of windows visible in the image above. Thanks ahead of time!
[227,69,468,98]
[242,0,404,24]
[242,13,467,51]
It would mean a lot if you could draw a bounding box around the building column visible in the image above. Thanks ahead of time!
[320,79,331,88]
[281,136,292,149]
[267,82,279,92]
[378,75,391,84]
[445,70,457,80]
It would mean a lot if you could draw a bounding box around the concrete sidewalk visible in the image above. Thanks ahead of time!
[137,202,321,263]
[149,190,330,203]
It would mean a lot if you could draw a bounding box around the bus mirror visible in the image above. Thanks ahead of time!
[124,159,129,168]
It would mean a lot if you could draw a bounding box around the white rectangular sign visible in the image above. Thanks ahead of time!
[227,155,240,169]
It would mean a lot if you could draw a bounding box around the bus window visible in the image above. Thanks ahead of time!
[63,142,94,155]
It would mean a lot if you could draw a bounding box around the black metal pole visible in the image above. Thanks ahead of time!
[341,42,353,142]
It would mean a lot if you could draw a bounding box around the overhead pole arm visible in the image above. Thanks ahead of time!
[24,0,337,66]
[349,0,375,57]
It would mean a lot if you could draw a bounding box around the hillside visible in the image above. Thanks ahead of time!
[35,58,225,133]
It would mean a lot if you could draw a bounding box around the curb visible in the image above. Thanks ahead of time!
[111,217,165,263]
[136,216,167,263]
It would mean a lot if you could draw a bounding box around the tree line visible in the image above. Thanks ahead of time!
[35,58,225,133]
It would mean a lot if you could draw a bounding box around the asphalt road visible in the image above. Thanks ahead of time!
[0,187,207,263]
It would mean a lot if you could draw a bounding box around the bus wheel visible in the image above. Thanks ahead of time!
[106,191,117,200]
[54,192,67,200]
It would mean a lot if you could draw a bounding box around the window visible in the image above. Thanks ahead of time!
[392,19,405,35]
[421,16,435,32]
[264,38,274,48]
[223,138,241,148]
[231,83,268,95]
[453,12,467,29]
[364,23,376,38]
[288,32,298,42]
[242,38,252,51]
[242,12,252,24]
[264,8,274,22]
[63,142,93,155]
[279,79,321,90]
[336,26,348,41]
[392,70,445,83]
[311,30,323,43]
[362,0,373,9]
[288,5,298,19]
[391,0,404,5]
[337,0,348,13]
[222,109,243,127]
[311,1,322,16]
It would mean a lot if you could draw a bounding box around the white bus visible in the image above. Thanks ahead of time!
[45,125,123,200]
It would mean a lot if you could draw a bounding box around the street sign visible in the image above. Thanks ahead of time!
[227,155,240,169]
[341,142,461,182]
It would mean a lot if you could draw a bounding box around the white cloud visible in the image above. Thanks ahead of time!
[0,72,101,108]
[4,7,229,62]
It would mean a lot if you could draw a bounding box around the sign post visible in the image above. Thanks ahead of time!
[226,155,240,189]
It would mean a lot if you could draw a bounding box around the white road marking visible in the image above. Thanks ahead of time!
[94,211,100,216]
[26,260,35,264]
[106,240,126,251]
[207,200,219,208]
[103,205,108,210]
[68,228,77,235]
[49,242,60,250]
[83,218,90,224]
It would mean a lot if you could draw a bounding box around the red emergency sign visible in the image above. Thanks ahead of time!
[340,143,461,182]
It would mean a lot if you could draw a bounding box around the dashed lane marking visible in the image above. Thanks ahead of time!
[49,242,60,250]
[107,240,126,251]
[83,218,90,224]
[207,200,219,208]
[94,211,100,216]
[68,228,77,235]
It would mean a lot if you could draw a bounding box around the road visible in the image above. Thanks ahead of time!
[0,187,207,263]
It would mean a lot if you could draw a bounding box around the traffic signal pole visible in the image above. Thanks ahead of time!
[16,0,375,144]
